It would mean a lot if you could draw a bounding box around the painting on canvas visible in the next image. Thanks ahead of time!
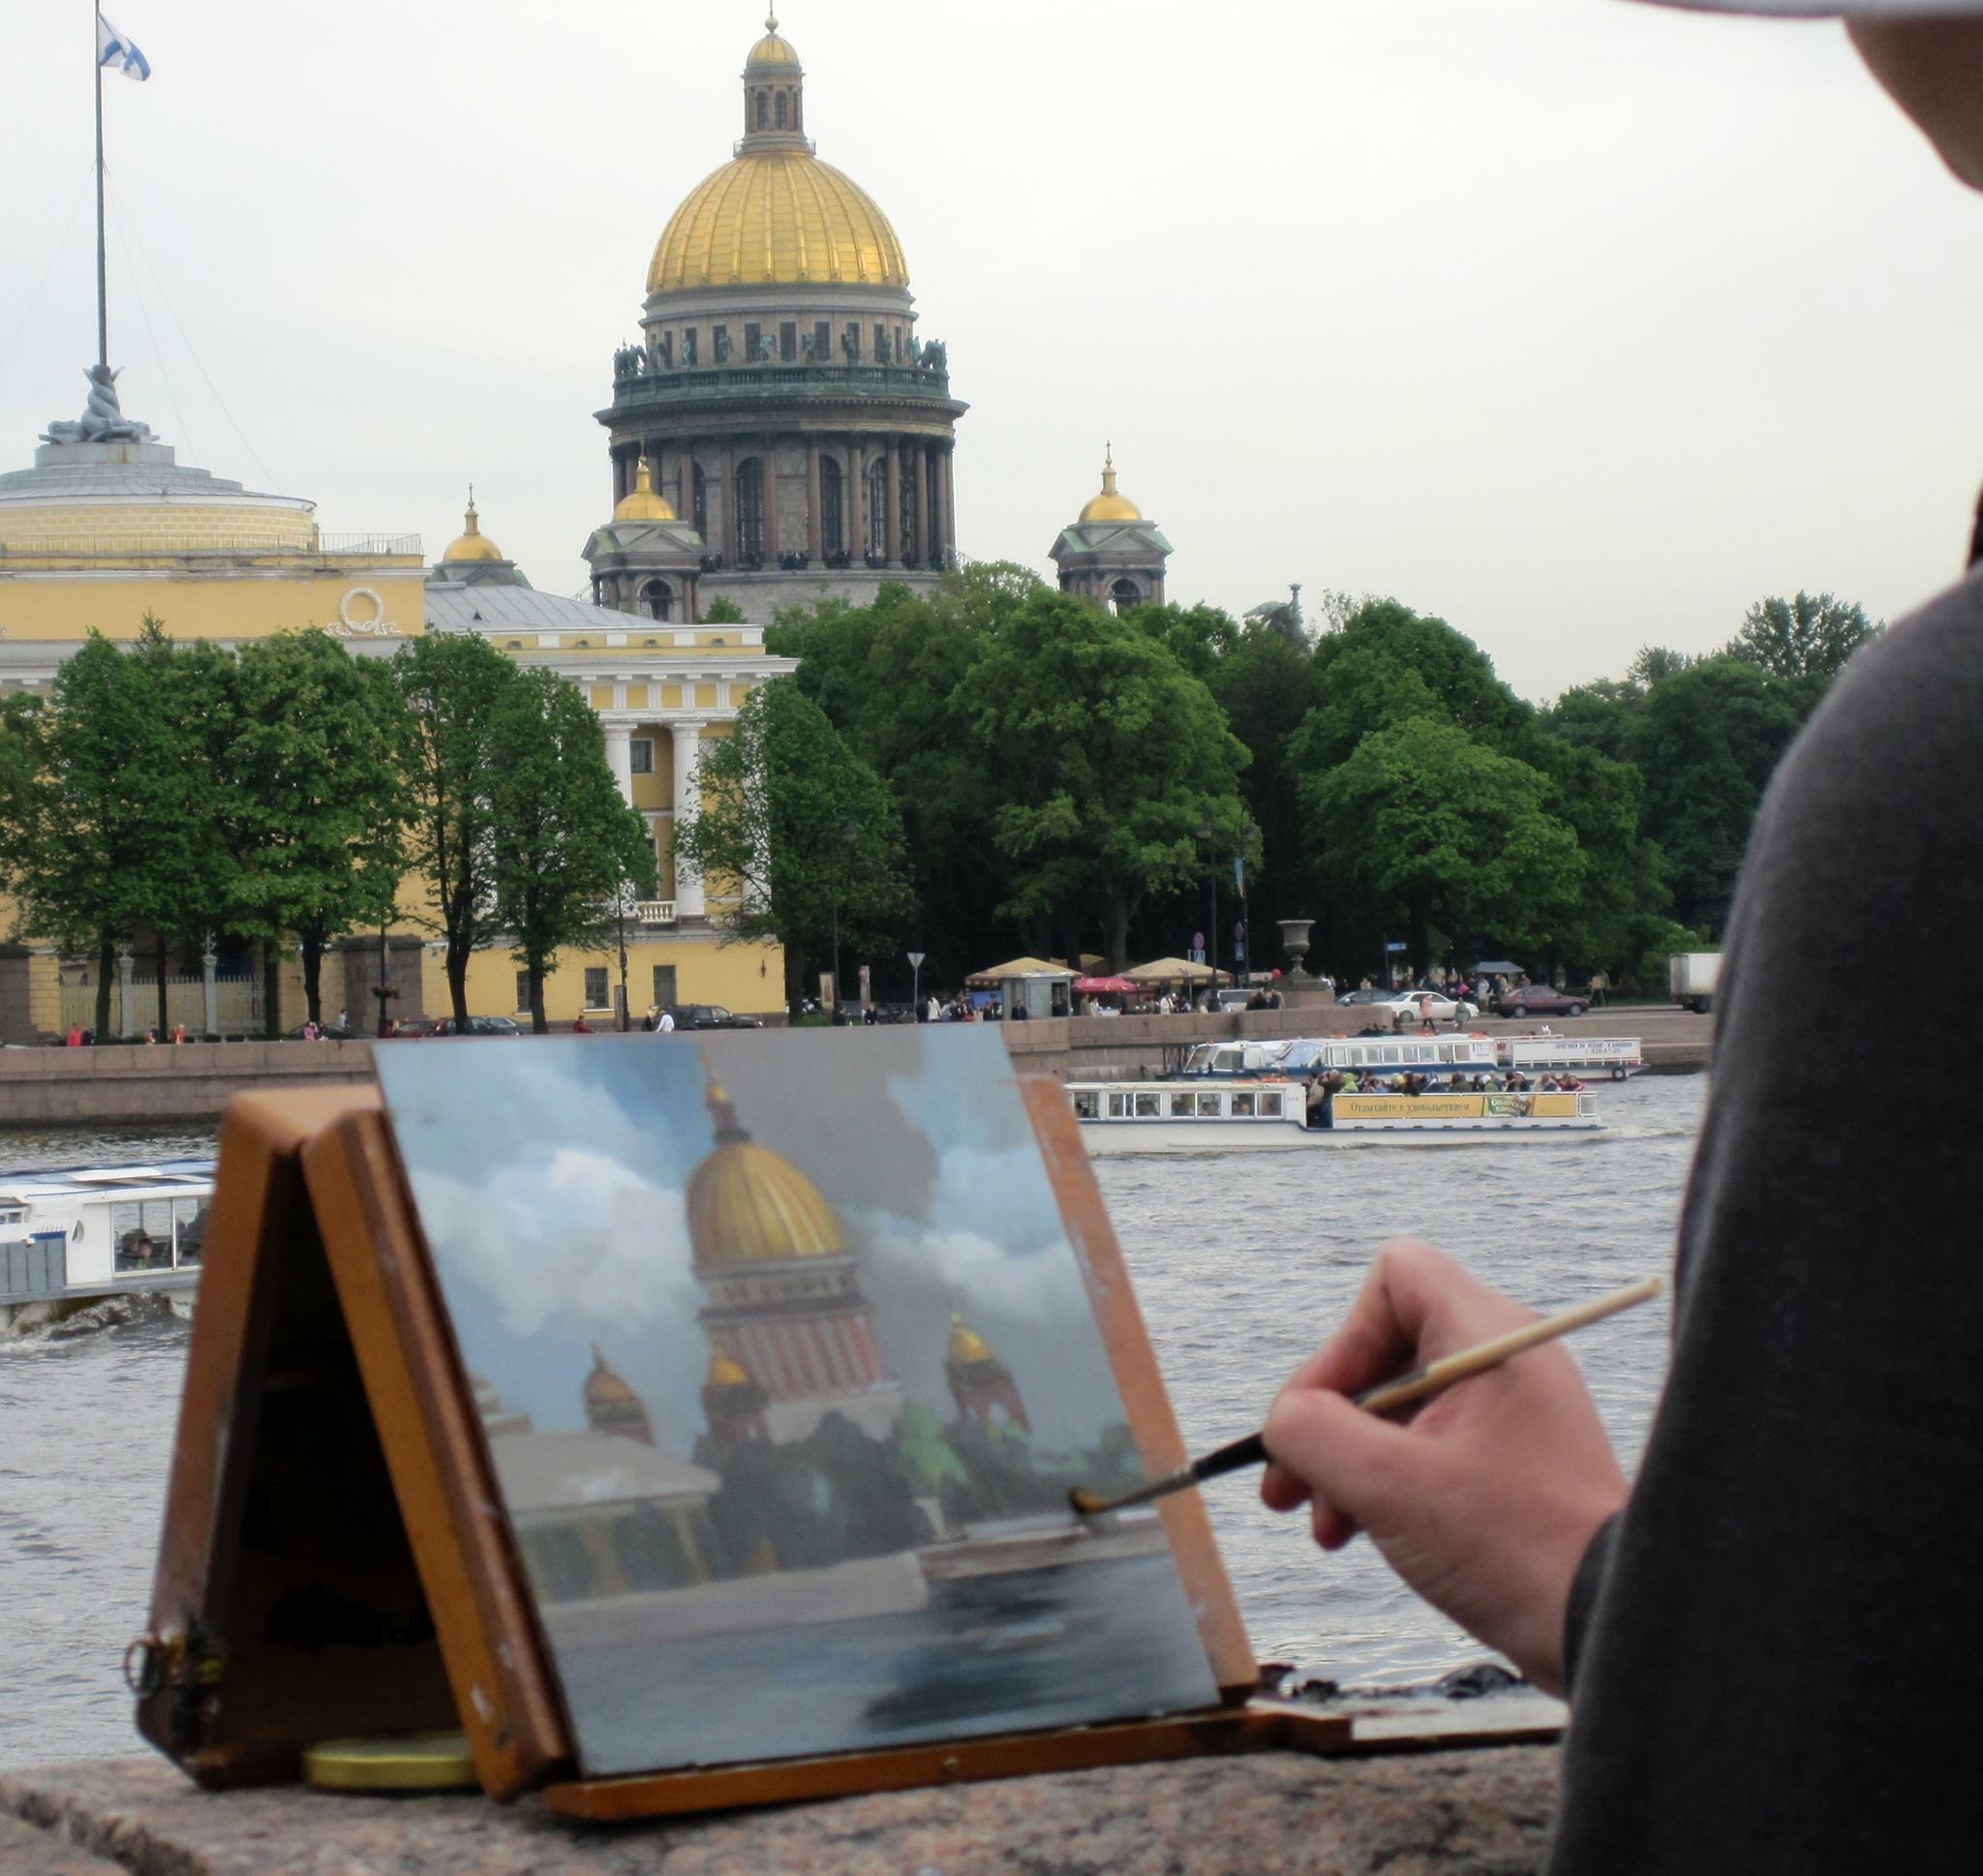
[376,1027,1219,1776]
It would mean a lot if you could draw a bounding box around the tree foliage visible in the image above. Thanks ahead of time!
[1728,591,1880,685]
[673,679,909,1014]
[488,669,658,1031]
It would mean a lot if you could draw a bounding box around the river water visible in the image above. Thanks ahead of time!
[0,1079,1703,1769]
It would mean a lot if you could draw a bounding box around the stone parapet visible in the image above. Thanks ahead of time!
[0,1745,1559,1875]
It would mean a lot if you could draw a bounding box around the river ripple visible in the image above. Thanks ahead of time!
[0,1081,1701,1766]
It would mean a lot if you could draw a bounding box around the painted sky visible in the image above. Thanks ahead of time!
[377,1028,1134,1454]
[5,4,1980,699]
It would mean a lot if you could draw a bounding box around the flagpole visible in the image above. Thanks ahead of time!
[93,5,107,371]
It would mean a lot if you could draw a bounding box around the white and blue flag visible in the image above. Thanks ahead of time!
[97,14,151,81]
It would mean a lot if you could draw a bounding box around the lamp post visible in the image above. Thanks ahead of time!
[371,915,396,1039]
[614,884,632,1032]
[1195,821,1218,990]
[830,816,858,1018]
[1236,816,1256,986]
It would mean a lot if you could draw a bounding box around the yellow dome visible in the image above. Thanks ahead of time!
[584,1344,639,1405]
[747,14,799,67]
[946,1312,993,1367]
[441,493,503,562]
[686,1072,845,1266]
[1078,452,1143,525]
[706,1342,752,1388]
[649,151,908,292]
[614,458,677,523]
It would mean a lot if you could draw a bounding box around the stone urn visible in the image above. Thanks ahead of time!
[1276,917,1332,1004]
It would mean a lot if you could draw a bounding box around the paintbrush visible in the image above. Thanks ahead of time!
[1068,1274,1663,1518]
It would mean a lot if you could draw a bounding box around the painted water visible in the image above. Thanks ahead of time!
[0,1079,1702,1767]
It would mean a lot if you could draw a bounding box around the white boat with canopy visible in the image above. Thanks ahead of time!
[1173,1032,1642,1084]
[1069,1078,1602,1154]
[0,1161,213,1331]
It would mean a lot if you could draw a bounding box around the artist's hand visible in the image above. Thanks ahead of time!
[1260,1239,1628,1696]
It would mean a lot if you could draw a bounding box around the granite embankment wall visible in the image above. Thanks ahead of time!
[0,1008,1713,1129]
[1,1743,1562,1876]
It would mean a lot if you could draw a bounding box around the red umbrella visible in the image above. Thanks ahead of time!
[1074,976,1137,994]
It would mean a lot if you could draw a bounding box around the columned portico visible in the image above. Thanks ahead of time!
[672,721,707,919]
[602,719,635,805]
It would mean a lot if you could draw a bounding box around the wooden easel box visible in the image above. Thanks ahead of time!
[135,1081,1353,1820]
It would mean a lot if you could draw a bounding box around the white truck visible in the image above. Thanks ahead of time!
[1669,952,1722,1014]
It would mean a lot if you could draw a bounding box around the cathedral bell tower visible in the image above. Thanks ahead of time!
[584,1344,655,1443]
[1050,448,1173,613]
[944,1311,1030,1434]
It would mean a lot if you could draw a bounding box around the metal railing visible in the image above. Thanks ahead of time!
[2,532,420,560]
[611,362,953,404]
[315,532,424,556]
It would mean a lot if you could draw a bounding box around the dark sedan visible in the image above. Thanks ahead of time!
[662,1004,765,1030]
[1490,984,1589,1019]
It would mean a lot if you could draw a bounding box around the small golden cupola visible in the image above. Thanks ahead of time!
[946,1310,992,1367]
[583,1343,654,1443]
[1078,447,1143,525]
[943,1310,1031,1434]
[441,487,504,562]
[686,1066,844,1271]
[613,457,677,523]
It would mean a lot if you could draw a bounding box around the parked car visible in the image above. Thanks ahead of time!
[1490,984,1588,1019]
[429,1014,525,1038]
[1334,988,1392,1008]
[1373,991,1480,1025]
[662,1004,765,1030]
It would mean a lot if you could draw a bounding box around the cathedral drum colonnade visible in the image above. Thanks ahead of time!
[592,15,966,624]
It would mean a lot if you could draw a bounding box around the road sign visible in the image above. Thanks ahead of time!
[1193,930,1205,952]
[1385,941,1408,953]
[906,951,926,969]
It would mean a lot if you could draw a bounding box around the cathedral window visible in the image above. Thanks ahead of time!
[682,328,698,368]
[819,455,842,555]
[641,581,672,622]
[866,456,887,558]
[898,456,918,567]
[813,319,830,360]
[779,321,797,361]
[775,91,787,128]
[844,320,860,361]
[1111,578,1142,614]
[744,322,761,362]
[755,90,769,128]
[691,462,707,536]
[735,457,765,562]
[872,322,887,362]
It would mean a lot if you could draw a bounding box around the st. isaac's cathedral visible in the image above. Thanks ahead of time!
[0,13,1175,1037]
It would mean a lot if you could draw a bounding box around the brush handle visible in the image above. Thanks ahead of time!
[1190,1430,1267,1484]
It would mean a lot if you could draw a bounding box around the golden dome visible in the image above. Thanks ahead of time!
[584,1344,639,1405]
[946,1311,993,1367]
[649,152,908,292]
[706,1342,752,1388]
[747,14,799,67]
[1079,451,1143,525]
[614,458,677,523]
[441,491,503,562]
[686,1071,845,1266]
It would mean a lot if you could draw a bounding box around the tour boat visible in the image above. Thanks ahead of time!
[1175,1031,1643,1084]
[0,1161,213,1331]
[1069,1078,1603,1154]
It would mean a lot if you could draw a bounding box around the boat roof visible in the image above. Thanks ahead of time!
[0,1159,215,1204]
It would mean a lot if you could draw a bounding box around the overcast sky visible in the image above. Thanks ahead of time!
[5,1,1980,700]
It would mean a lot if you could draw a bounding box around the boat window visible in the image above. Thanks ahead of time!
[1170,1092,1195,1116]
[1133,1092,1161,1118]
[1108,1092,1132,1118]
[1196,1092,1222,1117]
[1231,1091,1257,1117]
[1438,1044,1455,1062]
[172,1196,208,1267]
[1072,1089,1099,1119]
[1381,1046,1400,1065]
[0,1206,22,1226]
[1260,1091,1283,1117]
[111,1201,168,1273]
[1327,1045,1346,1068]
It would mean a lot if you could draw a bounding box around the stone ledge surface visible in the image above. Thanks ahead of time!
[1,1747,1559,1876]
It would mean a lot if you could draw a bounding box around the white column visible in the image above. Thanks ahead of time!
[602,720,635,806]
[672,720,706,918]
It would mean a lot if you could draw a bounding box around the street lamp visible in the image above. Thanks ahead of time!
[1236,815,1257,986]
[614,883,633,1032]
[1195,821,1218,991]
[830,816,858,1018]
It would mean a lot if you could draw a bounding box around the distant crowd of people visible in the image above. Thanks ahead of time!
[1300,1066,1586,1127]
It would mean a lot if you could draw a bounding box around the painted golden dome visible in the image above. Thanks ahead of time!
[686,1070,844,1266]
[441,493,503,562]
[946,1311,993,1367]
[613,458,677,523]
[650,153,908,292]
[747,14,799,68]
[706,1342,752,1388]
[1078,452,1143,525]
[584,1344,639,1405]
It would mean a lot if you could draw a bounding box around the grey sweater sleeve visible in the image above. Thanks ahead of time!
[1544,574,1983,1873]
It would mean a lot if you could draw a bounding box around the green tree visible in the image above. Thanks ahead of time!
[673,679,909,1014]
[701,595,746,624]
[200,633,413,1034]
[957,592,1253,967]
[488,669,658,1032]
[1298,716,1585,969]
[1728,591,1881,684]
[393,633,517,1025]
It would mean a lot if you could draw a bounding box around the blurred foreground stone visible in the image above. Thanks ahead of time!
[1,1745,1557,1875]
